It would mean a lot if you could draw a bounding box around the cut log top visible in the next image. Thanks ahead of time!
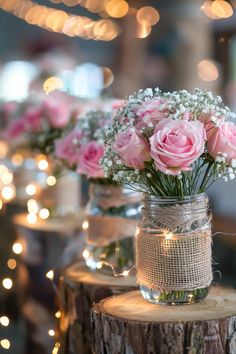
[13,212,85,233]
[94,286,236,323]
[64,262,137,288]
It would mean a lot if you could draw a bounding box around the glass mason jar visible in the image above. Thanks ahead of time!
[83,183,141,275]
[136,193,212,305]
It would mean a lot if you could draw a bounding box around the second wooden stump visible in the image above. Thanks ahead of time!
[92,286,236,354]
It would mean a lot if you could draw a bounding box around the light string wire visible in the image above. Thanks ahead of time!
[0,0,119,41]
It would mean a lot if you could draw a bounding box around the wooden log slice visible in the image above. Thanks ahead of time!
[92,287,236,354]
[57,263,137,354]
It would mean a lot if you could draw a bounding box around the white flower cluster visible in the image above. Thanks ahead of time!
[77,110,112,145]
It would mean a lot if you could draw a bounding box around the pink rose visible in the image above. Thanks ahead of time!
[136,97,168,130]
[24,107,43,132]
[55,129,82,166]
[113,128,151,169]
[44,100,70,128]
[77,141,104,178]
[208,121,236,161]
[150,118,206,175]
[3,118,26,139]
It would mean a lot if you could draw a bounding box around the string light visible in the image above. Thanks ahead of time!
[7,259,17,270]
[46,270,54,280]
[0,0,119,41]
[136,6,160,26]
[2,278,13,290]
[55,311,61,319]
[197,59,219,82]
[0,316,10,327]
[82,220,89,230]
[1,185,15,201]
[37,159,49,171]
[52,342,60,354]
[25,183,37,196]
[39,208,50,220]
[48,329,55,336]
[105,0,129,18]
[47,176,57,186]
[0,339,10,350]
[27,199,39,214]
[27,213,38,224]
[43,76,64,94]
[10,153,24,167]
[12,242,23,255]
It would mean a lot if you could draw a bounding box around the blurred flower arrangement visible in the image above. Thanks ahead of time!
[102,88,236,196]
[55,109,113,180]
[1,92,78,156]
[54,105,140,275]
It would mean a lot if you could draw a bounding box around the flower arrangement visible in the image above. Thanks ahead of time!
[55,109,115,180]
[1,92,77,155]
[102,88,236,197]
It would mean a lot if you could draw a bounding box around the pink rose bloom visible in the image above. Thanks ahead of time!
[136,97,168,130]
[208,121,236,161]
[3,118,26,139]
[112,99,125,111]
[77,141,104,178]
[199,112,225,139]
[44,100,70,128]
[24,107,43,132]
[113,128,151,169]
[150,118,206,175]
[55,129,82,166]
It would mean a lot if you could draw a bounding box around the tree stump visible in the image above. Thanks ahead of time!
[13,212,84,354]
[57,262,137,354]
[92,287,236,354]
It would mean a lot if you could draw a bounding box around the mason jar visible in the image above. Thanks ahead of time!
[83,183,141,275]
[136,193,212,305]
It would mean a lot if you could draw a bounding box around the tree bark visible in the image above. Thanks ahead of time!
[57,263,137,354]
[92,287,236,354]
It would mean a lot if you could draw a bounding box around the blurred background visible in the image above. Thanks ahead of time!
[0,0,236,353]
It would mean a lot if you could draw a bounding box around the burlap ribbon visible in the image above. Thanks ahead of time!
[136,196,212,291]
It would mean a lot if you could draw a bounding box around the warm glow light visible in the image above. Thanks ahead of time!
[211,0,233,18]
[0,141,9,159]
[136,23,152,39]
[201,0,233,19]
[55,311,61,318]
[27,213,38,224]
[39,208,50,220]
[12,242,23,255]
[0,316,10,327]
[1,185,15,201]
[0,200,3,210]
[48,329,55,336]
[37,159,49,171]
[43,76,64,94]
[82,220,89,230]
[11,153,24,166]
[0,339,10,349]
[122,270,129,276]
[2,172,13,185]
[198,59,219,81]
[7,259,17,270]
[27,199,39,213]
[106,0,129,18]
[46,270,54,280]
[52,343,60,354]
[0,165,9,175]
[102,67,114,88]
[25,184,37,196]
[82,249,90,259]
[165,232,173,240]
[47,176,56,186]
[2,278,13,290]
[86,0,108,13]
[136,6,160,26]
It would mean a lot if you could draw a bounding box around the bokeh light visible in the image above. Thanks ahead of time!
[2,278,13,290]
[106,0,129,18]
[12,242,23,255]
[43,76,64,94]
[197,59,219,81]
[136,6,160,26]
